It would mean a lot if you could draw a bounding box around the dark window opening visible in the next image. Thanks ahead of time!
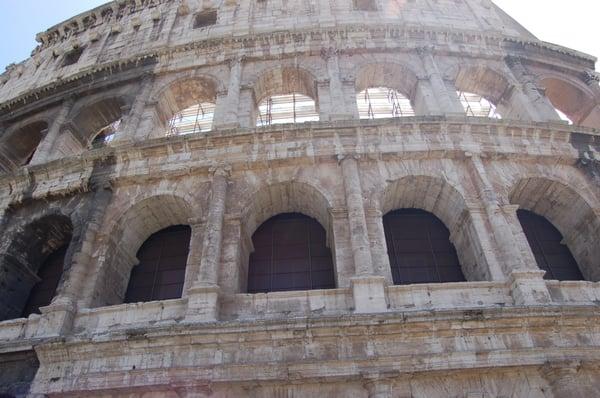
[62,47,84,67]
[517,210,584,281]
[248,213,336,293]
[354,0,378,11]
[193,10,217,29]
[21,245,67,318]
[383,209,466,285]
[124,225,191,303]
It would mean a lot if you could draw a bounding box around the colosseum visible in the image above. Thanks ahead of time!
[1,0,600,396]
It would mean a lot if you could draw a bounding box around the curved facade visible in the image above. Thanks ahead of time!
[1,0,600,397]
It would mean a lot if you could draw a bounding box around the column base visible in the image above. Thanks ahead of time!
[35,297,77,338]
[185,284,221,322]
[509,270,551,306]
[351,276,388,314]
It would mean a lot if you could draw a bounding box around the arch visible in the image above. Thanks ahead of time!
[94,194,194,307]
[153,76,219,128]
[380,175,489,281]
[541,76,598,127]
[454,65,513,106]
[0,120,48,171]
[247,213,336,293]
[452,65,526,119]
[241,181,332,240]
[124,225,192,303]
[383,209,466,285]
[0,214,73,321]
[509,177,600,281]
[69,96,128,145]
[354,63,419,100]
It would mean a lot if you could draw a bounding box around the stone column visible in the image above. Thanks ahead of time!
[186,165,231,321]
[339,154,387,313]
[113,74,154,143]
[322,48,359,121]
[237,86,255,129]
[413,76,442,116]
[465,153,551,304]
[29,97,75,165]
[540,361,597,398]
[213,57,243,129]
[505,56,562,122]
[417,47,465,115]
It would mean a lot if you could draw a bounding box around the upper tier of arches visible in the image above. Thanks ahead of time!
[1,53,598,170]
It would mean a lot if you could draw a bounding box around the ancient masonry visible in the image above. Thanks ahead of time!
[1,0,600,396]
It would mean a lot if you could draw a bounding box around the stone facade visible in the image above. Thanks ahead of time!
[1,0,600,397]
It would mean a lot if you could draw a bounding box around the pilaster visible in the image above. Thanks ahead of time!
[29,98,75,165]
[186,165,231,322]
[339,154,387,313]
[417,47,465,115]
[505,56,563,123]
[213,57,243,129]
[322,48,359,121]
[112,74,154,144]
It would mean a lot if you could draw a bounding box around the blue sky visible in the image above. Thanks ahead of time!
[0,1,598,71]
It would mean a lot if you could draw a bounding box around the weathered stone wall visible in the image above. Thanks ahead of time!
[1,0,600,397]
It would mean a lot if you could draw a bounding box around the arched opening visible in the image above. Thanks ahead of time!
[355,63,418,118]
[453,66,515,119]
[156,78,218,135]
[510,177,600,281]
[357,87,415,119]
[69,97,128,148]
[167,102,215,135]
[248,213,335,293]
[21,245,68,317]
[383,209,466,285]
[0,121,48,171]
[253,67,319,126]
[457,91,502,119]
[542,77,597,127]
[0,215,73,321]
[381,176,492,281]
[124,225,191,303]
[257,93,319,126]
[91,195,194,308]
[517,210,584,281]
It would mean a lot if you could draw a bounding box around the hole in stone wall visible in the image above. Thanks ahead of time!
[167,102,215,135]
[257,94,319,126]
[193,10,217,29]
[458,91,502,119]
[62,47,84,67]
[357,87,415,119]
